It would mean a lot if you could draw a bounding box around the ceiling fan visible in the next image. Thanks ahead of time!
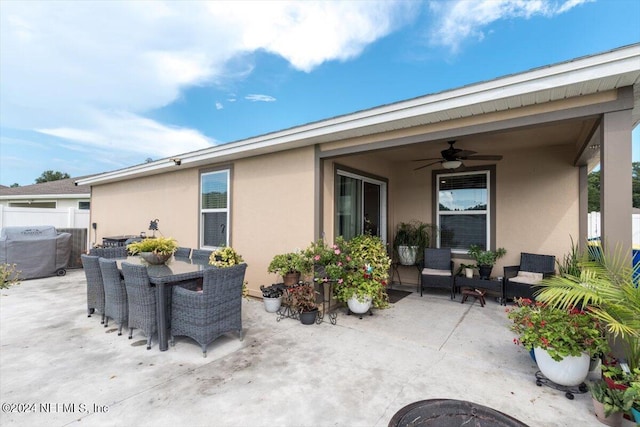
[413,140,503,171]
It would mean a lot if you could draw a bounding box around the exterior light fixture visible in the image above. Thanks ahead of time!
[171,158,181,165]
[442,160,462,169]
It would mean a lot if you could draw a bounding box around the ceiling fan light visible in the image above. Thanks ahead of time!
[442,160,462,169]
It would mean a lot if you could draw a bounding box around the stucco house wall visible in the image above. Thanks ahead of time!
[79,44,639,297]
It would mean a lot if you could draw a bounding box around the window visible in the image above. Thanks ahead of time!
[336,169,387,242]
[78,201,90,210]
[200,170,229,248]
[436,170,491,253]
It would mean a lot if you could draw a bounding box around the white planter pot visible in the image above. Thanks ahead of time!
[464,268,474,278]
[263,296,282,313]
[398,246,418,266]
[534,347,590,386]
[347,295,372,314]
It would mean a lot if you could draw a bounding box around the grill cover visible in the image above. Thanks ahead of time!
[0,226,72,279]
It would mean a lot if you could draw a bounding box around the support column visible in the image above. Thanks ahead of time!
[600,109,633,259]
[578,165,588,252]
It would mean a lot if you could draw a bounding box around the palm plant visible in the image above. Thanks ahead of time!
[535,243,640,372]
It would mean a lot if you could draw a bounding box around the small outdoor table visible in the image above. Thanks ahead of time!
[454,275,505,305]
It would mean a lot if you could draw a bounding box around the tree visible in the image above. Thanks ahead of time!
[587,162,640,211]
[9,183,19,188]
[35,170,70,184]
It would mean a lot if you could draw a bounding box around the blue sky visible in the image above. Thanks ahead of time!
[1,0,639,186]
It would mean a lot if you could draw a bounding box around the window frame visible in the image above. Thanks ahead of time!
[432,165,496,255]
[199,168,230,249]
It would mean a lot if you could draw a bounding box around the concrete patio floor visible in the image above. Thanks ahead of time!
[0,269,610,427]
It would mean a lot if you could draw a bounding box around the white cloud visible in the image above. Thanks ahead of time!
[38,111,214,158]
[0,1,413,162]
[428,0,592,51]
[215,102,224,110]
[245,94,277,103]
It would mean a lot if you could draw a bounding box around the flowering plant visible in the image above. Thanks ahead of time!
[508,297,609,361]
[304,237,353,282]
[334,234,390,309]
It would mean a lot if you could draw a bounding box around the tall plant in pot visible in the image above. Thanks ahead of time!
[288,282,319,325]
[393,221,434,266]
[334,234,391,312]
[468,245,506,279]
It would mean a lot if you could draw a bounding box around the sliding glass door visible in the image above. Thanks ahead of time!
[336,170,386,242]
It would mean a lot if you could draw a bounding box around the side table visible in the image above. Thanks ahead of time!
[390,261,421,291]
[454,275,505,306]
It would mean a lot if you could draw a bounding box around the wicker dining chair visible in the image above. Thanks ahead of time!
[121,262,157,350]
[90,246,128,258]
[170,263,247,357]
[81,254,105,324]
[190,249,213,262]
[99,258,128,336]
[175,247,192,258]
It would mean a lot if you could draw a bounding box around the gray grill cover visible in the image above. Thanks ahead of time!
[0,226,71,279]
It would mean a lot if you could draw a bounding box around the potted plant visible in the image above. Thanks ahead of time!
[268,251,311,286]
[1,263,21,289]
[588,380,629,426]
[625,368,640,423]
[127,236,179,264]
[304,237,353,282]
[260,283,285,313]
[508,297,609,386]
[535,244,640,384]
[467,245,506,279]
[456,263,476,279]
[288,282,319,325]
[393,221,435,266]
[333,234,391,314]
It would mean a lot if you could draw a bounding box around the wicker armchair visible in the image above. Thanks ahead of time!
[420,248,454,299]
[99,258,128,335]
[170,263,247,357]
[81,254,105,323]
[504,253,556,301]
[191,249,213,262]
[90,246,128,258]
[121,262,157,350]
[175,247,192,258]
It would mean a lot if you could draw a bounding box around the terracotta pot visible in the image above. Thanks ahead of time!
[592,398,623,427]
[282,272,301,287]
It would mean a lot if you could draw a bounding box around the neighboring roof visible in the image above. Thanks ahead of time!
[0,175,96,200]
[78,43,640,187]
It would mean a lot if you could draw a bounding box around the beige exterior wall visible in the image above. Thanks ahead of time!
[90,146,317,297]
[90,168,200,247]
[233,146,316,295]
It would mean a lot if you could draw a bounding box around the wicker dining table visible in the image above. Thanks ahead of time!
[115,256,210,351]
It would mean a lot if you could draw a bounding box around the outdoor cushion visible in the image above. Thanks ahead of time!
[510,270,543,285]
[421,268,451,276]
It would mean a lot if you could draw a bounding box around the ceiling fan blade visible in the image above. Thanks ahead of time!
[412,157,442,162]
[454,150,477,158]
[413,160,442,171]
[463,155,503,161]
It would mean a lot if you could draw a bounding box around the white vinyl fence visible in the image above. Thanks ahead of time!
[0,205,89,229]
[587,211,640,246]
